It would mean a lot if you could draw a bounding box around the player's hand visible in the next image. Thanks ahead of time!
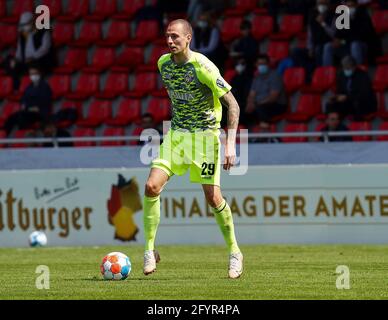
[223,143,236,171]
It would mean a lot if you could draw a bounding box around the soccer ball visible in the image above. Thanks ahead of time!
[29,231,47,247]
[100,252,131,280]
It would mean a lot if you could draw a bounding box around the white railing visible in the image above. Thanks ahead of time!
[1,130,388,147]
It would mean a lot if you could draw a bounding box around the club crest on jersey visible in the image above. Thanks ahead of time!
[184,71,194,83]
[216,77,226,88]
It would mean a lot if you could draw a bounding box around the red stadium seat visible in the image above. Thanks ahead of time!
[282,123,308,143]
[77,100,112,128]
[129,126,143,146]
[42,0,63,18]
[112,0,145,20]
[96,72,128,99]
[146,98,171,124]
[52,22,75,47]
[283,67,306,94]
[373,64,388,91]
[1,0,34,23]
[286,94,322,122]
[86,0,117,21]
[348,121,372,141]
[372,10,388,35]
[73,128,96,147]
[56,100,83,129]
[270,15,304,40]
[0,130,6,148]
[105,98,142,126]
[65,73,99,100]
[0,101,21,128]
[97,20,131,47]
[252,15,274,40]
[223,69,237,83]
[126,20,160,46]
[57,0,89,22]
[267,41,289,66]
[138,45,168,72]
[0,76,13,99]
[302,66,336,93]
[221,17,243,43]
[10,130,37,148]
[7,76,31,101]
[82,47,115,73]
[71,21,102,47]
[101,127,126,146]
[111,47,144,72]
[55,48,88,74]
[0,1,6,18]
[124,72,157,98]
[225,0,257,16]
[48,74,71,99]
[0,24,18,49]
[377,122,388,141]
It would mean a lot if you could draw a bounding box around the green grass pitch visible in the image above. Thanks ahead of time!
[1,245,388,300]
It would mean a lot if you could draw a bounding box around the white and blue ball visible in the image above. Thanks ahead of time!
[29,231,48,247]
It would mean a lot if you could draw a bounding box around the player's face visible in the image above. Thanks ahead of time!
[165,23,191,54]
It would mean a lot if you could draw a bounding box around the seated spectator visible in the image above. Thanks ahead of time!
[42,121,73,147]
[250,121,280,143]
[326,55,377,118]
[307,0,336,66]
[230,58,253,127]
[4,12,55,89]
[229,20,259,70]
[320,111,352,142]
[136,113,162,146]
[4,65,53,135]
[246,55,288,124]
[191,12,226,71]
[322,0,379,66]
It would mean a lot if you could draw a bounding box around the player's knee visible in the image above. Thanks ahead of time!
[145,180,162,197]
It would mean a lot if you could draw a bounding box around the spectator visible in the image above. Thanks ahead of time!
[230,20,259,70]
[230,58,253,126]
[137,113,162,146]
[42,121,73,147]
[326,55,377,118]
[5,12,55,89]
[250,121,280,143]
[246,55,288,124]
[191,12,226,71]
[320,111,352,142]
[307,0,336,66]
[4,65,52,135]
[322,0,379,66]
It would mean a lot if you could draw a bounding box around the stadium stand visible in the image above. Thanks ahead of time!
[0,0,387,147]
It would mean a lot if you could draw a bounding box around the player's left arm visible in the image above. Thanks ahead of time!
[220,91,240,171]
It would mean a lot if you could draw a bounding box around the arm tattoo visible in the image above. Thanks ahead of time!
[220,91,240,130]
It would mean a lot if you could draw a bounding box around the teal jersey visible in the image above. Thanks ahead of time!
[157,51,231,132]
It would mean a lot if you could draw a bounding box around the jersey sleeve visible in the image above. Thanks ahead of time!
[157,54,170,72]
[197,58,232,98]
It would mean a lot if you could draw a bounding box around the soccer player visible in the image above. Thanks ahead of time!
[143,19,243,279]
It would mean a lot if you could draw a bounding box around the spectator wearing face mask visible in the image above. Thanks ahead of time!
[5,11,55,89]
[322,0,379,66]
[246,55,288,124]
[326,55,376,118]
[320,111,352,142]
[230,20,259,70]
[4,65,52,135]
[229,58,253,127]
[190,12,227,71]
[307,0,336,66]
